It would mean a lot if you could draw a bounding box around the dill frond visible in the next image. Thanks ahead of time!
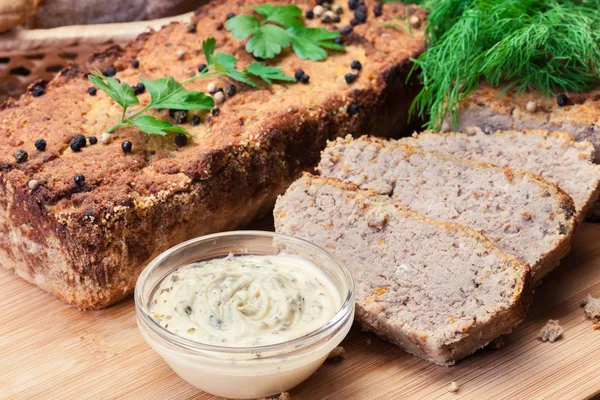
[409,0,600,130]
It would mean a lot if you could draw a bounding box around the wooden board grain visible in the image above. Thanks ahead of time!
[2,220,600,400]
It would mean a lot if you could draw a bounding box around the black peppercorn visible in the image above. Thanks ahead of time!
[31,84,45,97]
[35,139,46,151]
[88,86,97,96]
[14,150,28,163]
[173,110,188,124]
[192,115,201,126]
[334,37,344,45]
[557,94,568,107]
[321,15,331,24]
[122,140,133,153]
[211,107,220,116]
[133,83,145,95]
[89,136,98,145]
[332,15,341,23]
[305,10,314,19]
[357,3,367,13]
[70,134,86,152]
[131,59,140,69]
[226,12,236,20]
[351,60,362,70]
[355,10,367,22]
[348,0,359,10]
[373,5,382,16]
[198,63,207,73]
[226,84,236,97]
[295,69,306,81]
[187,22,197,33]
[347,103,359,115]
[70,142,82,153]
[341,26,353,35]
[174,133,188,147]
[350,18,359,26]
[316,0,326,4]
[105,66,116,77]
[299,73,310,84]
[74,174,85,187]
[344,73,356,84]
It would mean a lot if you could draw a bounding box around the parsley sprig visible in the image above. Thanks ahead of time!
[186,38,295,88]
[225,4,344,60]
[89,37,294,137]
[89,70,212,136]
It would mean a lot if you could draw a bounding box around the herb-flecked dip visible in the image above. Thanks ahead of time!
[150,254,341,347]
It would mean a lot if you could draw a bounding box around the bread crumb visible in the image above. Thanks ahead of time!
[448,381,459,393]
[366,338,372,345]
[539,320,564,343]
[584,295,600,321]
[327,346,345,361]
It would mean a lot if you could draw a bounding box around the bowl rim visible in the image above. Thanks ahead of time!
[135,230,355,357]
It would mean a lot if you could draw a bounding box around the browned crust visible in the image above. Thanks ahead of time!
[295,174,534,366]
[457,83,600,129]
[0,1,426,309]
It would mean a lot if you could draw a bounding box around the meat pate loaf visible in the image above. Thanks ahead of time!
[274,174,533,365]
[448,83,600,161]
[319,136,576,280]
[401,129,600,222]
[0,0,427,309]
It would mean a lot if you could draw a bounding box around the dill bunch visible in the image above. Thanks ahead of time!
[409,0,600,130]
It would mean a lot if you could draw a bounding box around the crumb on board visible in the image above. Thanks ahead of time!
[258,392,291,400]
[448,381,459,393]
[539,320,564,343]
[326,346,346,361]
[583,295,600,324]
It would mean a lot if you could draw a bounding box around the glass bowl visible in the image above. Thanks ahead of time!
[135,231,355,399]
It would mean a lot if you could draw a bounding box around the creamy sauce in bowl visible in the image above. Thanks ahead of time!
[150,254,341,347]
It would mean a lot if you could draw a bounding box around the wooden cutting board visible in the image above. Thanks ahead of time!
[2,219,600,400]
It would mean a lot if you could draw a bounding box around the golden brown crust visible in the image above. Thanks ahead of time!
[0,0,426,309]
[459,83,600,128]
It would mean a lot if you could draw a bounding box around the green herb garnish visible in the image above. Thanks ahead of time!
[244,62,296,85]
[89,70,212,136]
[225,4,344,60]
[89,37,294,137]
[408,0,600,130]
[187,37,295,87]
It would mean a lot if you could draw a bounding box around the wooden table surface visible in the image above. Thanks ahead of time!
[2,219,600,400]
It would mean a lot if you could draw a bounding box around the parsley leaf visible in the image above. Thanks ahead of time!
[286,27,344,61]
[88,70,139,110]
[244,62,295,85]
[133,116,189,136]
[246,25,291,60]
[226,14,290,59]
[225,5,344,60]
[214,53,258,88]
[201,38,258,88]
[253,4,303,29]
[202,37,217,65]
[141,76,214,110]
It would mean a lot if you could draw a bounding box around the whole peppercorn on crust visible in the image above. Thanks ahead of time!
[0,0,426,309]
